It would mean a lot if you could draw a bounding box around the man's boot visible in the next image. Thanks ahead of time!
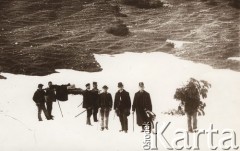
[93,115,98,122]
[86,117,92,125]
[141,125,145,132]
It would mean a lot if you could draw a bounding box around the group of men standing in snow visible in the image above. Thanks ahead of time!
[33,81,154,133]
[82,81,153,133]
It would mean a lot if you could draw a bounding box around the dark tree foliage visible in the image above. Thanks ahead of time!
[174,78,211,103]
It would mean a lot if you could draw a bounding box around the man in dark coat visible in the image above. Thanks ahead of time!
[114,82,131,133]
[184,93,200,133]
[33,84,51,121]
[91,82,100,122]
[82,83,94,125]
[132,82,152,132]
[99,85,113,131]
[45,81,56,119]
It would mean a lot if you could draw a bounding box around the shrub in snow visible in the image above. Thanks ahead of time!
[162,108,185,116]
[106,20,130,36]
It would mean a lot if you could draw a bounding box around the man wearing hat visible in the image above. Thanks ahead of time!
[91,82,100,122]
[82,83,94,125]
[33,84,51,121]
[99,85,113,131]
[114,82,131,133]
[132,82,152,132]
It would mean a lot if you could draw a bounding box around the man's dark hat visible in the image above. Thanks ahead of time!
[38,84,44,88]
[139,82,144,87]
[85,83,90,87]
[103,85,108,89]
[93,82,97,85]
[118,82,123,87]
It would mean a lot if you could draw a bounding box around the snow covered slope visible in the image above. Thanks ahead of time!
[0,52,240,151]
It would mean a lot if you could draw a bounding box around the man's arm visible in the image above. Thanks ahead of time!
[127,92,131,110]
[32,91,38,103]
[146,93,152,111]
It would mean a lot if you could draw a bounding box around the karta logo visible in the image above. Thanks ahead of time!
[143,122,239,150]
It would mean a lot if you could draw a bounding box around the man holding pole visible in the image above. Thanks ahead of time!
[132,82,152,132]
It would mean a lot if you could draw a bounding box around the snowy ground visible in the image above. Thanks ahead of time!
[0,52,240,151]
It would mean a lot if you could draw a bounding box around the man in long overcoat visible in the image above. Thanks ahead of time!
[132,82,152,132]
[114,82,131,133]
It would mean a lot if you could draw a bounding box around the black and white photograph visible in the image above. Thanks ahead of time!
[0,0,239,151]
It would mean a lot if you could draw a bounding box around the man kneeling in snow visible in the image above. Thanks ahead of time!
[33,84,51,121]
